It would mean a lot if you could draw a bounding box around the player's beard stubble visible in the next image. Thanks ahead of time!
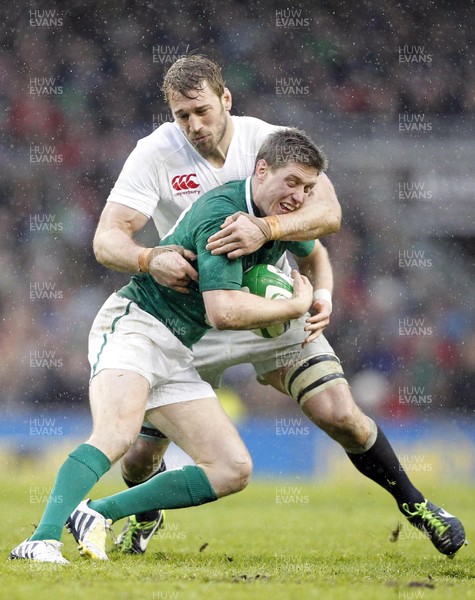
[189,105,229,161]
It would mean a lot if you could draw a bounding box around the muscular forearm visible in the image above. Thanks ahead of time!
[93,202,151,273]
[94,203,197,291]
[297,242,333,293]
[94,227,144,273]
[204,290,306,331]
[270,173,341,241]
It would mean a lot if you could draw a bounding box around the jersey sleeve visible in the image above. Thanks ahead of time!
[106,139,162,218]
[192,197,244,293]
[286,240,315,257]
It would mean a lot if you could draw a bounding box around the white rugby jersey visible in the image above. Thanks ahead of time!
[107,116,282,239]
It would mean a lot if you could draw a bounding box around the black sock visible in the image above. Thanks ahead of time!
[346,426,424,512]
[122,459,167,522]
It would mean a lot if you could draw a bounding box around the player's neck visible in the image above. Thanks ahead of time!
[201,116,234,168]
[250,176,264,217]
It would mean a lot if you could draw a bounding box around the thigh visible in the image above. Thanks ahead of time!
[87,369,150,462]
[145,397,250,468]
[302,383,370,448]
[262,342,347,401]
[302,382,364,423]
[89,293,216,412]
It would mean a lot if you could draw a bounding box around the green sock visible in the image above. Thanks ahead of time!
[30,443,111,541]
[89,465,217,522]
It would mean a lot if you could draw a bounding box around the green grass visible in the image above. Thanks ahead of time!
[0,459,474,600]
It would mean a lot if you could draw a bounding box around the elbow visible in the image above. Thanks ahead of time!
[206,304,236,331]
[207,312,232,331]
[204,292,242,331]
[92,233,107,266]
[329,206,342,233]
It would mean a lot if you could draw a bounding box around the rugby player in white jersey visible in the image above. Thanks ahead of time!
[93,56,465,557]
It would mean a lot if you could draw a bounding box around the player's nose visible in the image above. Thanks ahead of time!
[291,187,305,205]
[188,114,202,132]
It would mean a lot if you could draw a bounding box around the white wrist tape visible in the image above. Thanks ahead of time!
[313,288,332,309]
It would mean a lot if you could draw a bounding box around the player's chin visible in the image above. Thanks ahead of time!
[192,135,213,150]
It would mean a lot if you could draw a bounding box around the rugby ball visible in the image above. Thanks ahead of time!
[241,264,294,338]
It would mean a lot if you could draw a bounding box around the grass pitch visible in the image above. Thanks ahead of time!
[0,457,474,600]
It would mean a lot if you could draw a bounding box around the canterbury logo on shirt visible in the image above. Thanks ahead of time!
[171,173,199,191]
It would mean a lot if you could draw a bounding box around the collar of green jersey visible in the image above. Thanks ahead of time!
[245,176,263,218]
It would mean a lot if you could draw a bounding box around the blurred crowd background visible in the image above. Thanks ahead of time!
[1,0,474,422]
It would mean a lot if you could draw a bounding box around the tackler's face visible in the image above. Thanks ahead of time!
[169,81,232,159]
[253,160,319,217]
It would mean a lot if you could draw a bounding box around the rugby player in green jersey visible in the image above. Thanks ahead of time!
[10,129,330,563]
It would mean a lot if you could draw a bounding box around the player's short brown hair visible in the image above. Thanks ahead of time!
[256,129,328,173]
[162,55,225,102]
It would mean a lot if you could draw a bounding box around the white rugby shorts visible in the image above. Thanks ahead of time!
[88,293,216,409]
[193,318,337,388]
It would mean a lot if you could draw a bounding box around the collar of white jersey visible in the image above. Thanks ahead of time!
[245,176,256,216]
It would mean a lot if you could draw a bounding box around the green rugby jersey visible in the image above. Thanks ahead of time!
[119,178,315,348]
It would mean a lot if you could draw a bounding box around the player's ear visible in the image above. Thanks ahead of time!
[222,87,232,111]
[255,159,268,181]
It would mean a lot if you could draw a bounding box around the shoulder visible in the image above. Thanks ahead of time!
[133,121,187,161]
[233,116,284,136]
[191,180,246,218]
[232,116,286,149]
[198,179,245,206]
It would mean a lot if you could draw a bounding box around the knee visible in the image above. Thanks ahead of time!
[321,404,359,434]
[228,454,253,493]
[86,433,135,464]
[206,452,253,497]
[122,437,169,482]
[304,386,364,436]
[122,443,153,480]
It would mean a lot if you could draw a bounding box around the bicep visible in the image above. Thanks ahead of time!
[292,240,323,272]
[293,241,332,287]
